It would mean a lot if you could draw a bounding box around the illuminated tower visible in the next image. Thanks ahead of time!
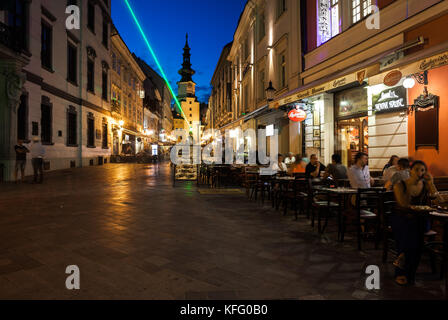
[177,34,200,131]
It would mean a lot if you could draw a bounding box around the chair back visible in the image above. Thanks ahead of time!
[355,188,386,217]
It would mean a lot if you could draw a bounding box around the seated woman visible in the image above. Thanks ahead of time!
[290,154,306,175]
[391,160,443,286]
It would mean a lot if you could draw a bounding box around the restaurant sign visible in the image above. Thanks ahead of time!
[288,108,307,122]
[372,86,407,114]
[270,71,364,109]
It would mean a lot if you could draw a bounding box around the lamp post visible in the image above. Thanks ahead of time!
[266,81,276,102]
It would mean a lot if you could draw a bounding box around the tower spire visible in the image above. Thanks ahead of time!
[178,33,195,83]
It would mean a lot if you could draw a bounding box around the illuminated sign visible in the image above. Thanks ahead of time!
[288,108,307,122]
[372,86,407,114]
[266,124,274,137]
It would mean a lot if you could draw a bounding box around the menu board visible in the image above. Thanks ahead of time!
[334,86,368,118]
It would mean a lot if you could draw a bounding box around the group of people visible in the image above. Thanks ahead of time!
[13,138,46,184]
[271,151,375,190]
[270,151,446,286]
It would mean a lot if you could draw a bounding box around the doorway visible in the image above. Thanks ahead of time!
[336,116,368,167]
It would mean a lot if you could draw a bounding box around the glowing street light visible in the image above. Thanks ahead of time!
[119,120,124,127]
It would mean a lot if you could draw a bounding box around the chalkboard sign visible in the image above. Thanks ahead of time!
[415,94,439,150]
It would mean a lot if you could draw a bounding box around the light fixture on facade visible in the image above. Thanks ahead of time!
[267,45,273,51]
[403,77,416,89]
[266,81,276,102]
[119,120,124,127]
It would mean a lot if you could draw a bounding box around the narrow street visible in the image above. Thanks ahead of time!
[0,163,444,300]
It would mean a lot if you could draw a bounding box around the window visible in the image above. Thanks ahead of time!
[102,123,108,148]
[41,22,52,69]
[117,60,121,75]
[17,94,28,141]
[244,84,249,112]
[41,103,52,144]
[87,114,95,147]
[352,0,372,24]
[7,0,28,51]
[67,0,77,5]
[67,107,77,146]
[279,52,286,89]
[244,38,249,60]
[87,1,95,32]
[277,0,287,18]
[102,18,108,48]
[102,70,108,100]
[317,0,340,46]
[87,59,94,93]
[67,42,77,84]
[258,70,265,101]
[331,0,340,37]
[258,13,265,42]
[112,53,116,70]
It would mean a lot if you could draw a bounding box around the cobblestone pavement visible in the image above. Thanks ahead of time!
[0,163,445,299]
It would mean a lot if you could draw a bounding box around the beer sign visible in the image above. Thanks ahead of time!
[288,108,307,122]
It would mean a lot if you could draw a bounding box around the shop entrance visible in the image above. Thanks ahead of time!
[336,116,368,167]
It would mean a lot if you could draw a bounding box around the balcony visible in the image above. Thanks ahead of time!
[111,99,121,114]
[0,22,24,53]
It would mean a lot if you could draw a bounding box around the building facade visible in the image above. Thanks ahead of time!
[1,0,116,181]
[210,0,302,157]
[269,0,448,174]
[110,26,145,155]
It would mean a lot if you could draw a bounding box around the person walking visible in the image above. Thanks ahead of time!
[14,139,29,183]
[30,137,45,184]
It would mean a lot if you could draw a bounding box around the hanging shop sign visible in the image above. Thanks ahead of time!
[372,86,407,114]
[288,108,307,122]
[383,70,402,87]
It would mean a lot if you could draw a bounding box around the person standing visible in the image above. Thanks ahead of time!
[14,139,29,183]
[347,152,374,188]
[305,154,326,179]
[30,137,45,184]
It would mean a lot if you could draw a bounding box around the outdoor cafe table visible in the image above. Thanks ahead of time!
[312,186,387,240]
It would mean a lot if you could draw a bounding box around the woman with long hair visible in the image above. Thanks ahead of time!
[391,160,443,285]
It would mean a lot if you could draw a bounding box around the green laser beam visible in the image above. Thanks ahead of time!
[123,0,191,130]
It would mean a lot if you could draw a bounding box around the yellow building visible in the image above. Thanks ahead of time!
[177,34,200,133]
[172,110,185,131]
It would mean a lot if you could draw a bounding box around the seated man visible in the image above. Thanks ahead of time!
[305,154,326,179]
[347,152,374,189]
[323,154,348,181]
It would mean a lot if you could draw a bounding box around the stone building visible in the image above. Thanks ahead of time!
[110,26,145,155]
[0,0,115,181]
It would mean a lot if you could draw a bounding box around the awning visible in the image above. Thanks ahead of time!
[243,105,269,122]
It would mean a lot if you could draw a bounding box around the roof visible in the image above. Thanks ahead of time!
[133,54,173,102]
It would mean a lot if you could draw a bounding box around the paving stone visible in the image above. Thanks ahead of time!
[0,163,445,299]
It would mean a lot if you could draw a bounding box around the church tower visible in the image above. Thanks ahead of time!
[177,34,200,131]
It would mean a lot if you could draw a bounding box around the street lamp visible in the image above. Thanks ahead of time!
[118,120,124,127]
[266,81,276,102]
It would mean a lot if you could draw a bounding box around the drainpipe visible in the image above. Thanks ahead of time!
[78,0,84,168]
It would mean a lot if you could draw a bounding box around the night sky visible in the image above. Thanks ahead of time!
[111,0,247,103]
